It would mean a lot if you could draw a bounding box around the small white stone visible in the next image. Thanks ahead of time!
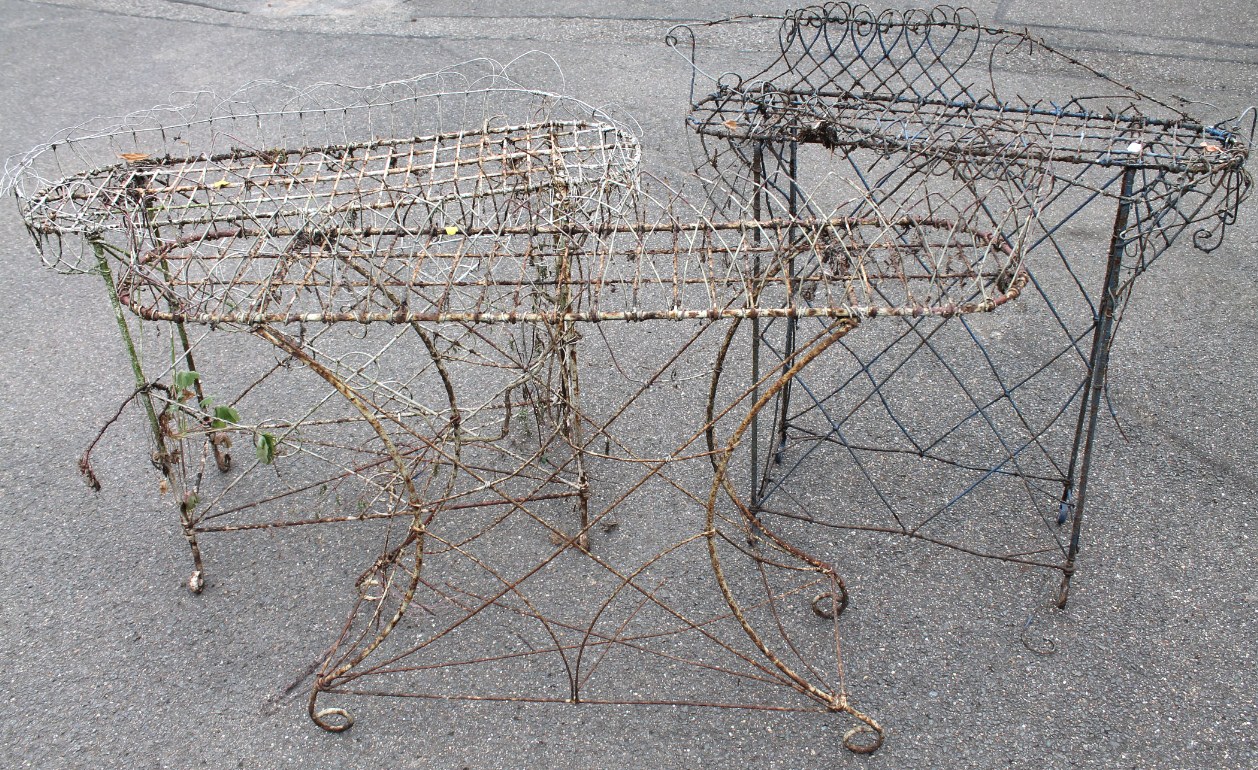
[1126,141,1144,154]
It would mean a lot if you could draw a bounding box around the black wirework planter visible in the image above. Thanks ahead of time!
[668,2,1251,609]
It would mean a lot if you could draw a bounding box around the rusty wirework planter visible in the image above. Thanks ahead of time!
[2,52,1050,753]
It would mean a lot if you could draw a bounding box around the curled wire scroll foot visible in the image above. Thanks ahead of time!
[811,587,850,619]
[310,687,354,733]
[311,707,354,733]
[840,710,886,755]
[1020,612,1059,657]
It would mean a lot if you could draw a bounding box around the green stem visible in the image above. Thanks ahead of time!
[95,241,207,589]
[93,242,165,453]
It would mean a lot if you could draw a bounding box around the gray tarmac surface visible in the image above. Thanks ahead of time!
[1,1,1256,768]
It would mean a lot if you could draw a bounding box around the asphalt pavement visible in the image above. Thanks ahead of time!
[0,1,1255,768]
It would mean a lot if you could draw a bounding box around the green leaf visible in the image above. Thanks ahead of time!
[211,404,240,430]
[255,432,277,465]
[173,370,200,392]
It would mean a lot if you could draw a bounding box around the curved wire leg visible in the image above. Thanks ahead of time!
[180,517,207,594]
[255,326,426,698]
[706,318,885,754]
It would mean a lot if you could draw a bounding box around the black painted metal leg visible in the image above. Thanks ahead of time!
[1057,165,1138,608]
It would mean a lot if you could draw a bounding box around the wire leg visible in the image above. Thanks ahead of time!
[1057,166,1137,608]
[94,243,208,591]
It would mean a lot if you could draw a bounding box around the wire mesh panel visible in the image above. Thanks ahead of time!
[668,3,1253,606]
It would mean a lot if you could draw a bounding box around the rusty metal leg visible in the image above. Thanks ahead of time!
[560,324,591,551]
